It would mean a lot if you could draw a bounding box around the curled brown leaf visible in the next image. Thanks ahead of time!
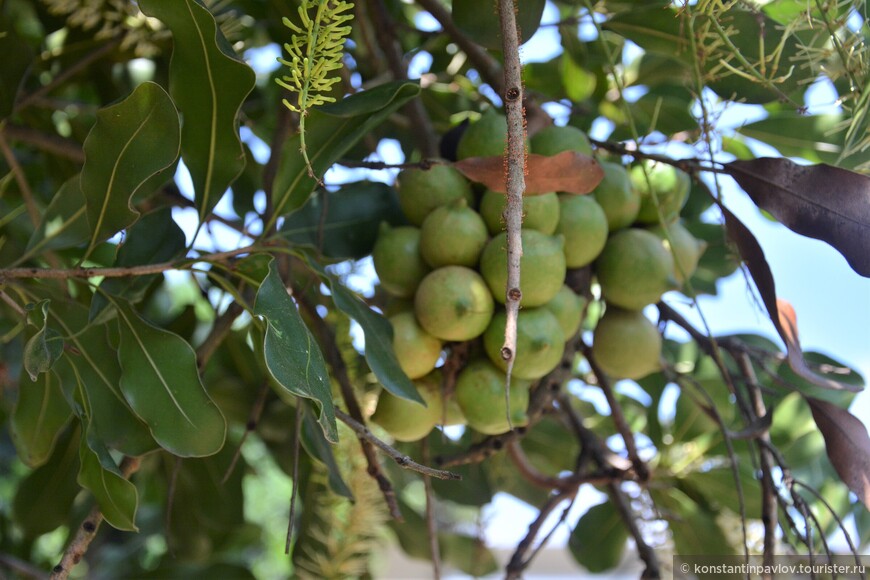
[453,151,604,195]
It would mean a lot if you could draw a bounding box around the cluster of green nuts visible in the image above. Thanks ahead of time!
[369,111,706,442]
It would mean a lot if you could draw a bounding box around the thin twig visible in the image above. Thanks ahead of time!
[14,36,124,115]
[0,243,275,281]
[221,382,270,485]
[0,289,26,317]
[435,340,578,467]
[367,0,439,157]
[336,410,460,481]
[2,124,85,163]
[49,456,141,580]
[421,439,442,579]
[285,403,303,555]
[505,490,575,579]
[582,342,650,482]
[296,294,404,519]
[507,440,623,491]
[0,553,49,580]
[413,0,505,95]
[196,301,245,370]
[736,352,778,575]
[0,132,39,226]
[608,482,660,579]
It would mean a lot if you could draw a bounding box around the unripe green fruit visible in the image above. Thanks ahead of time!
[419,198,489,268]
[530,125,593,156]
[397,164,474,226]
[479,230,566,307]
[594,228,676,311]
[543,285,587,342]
[483,308,565,380]
[372,224,430,298]
[454,358,530,435]
[646,220,707,285]
[416,370,466,426]
[389,312,443,379]
[630,160,691,224]
[371,380,443,442]
[592,161,640,231]
[591,307,662,380]
[479,189,560,235]
[414,266,494,341]
[556,194,609,268]
[457,110,508,160]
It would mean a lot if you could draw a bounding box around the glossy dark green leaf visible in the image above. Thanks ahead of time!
[78,431,138,531]
[52,306,157,457]
[777,351,864,405]
[23,300,63,380]
[24,176,89,257]
[280,181,405,260]
[114,299,226,457]
[302,254,422,404]
[12,425,81,538]
[569,501,628,572]
[300,403,353,499]
[81,81,180,250]
[10,369,72,468]
[253,259,338,442]
[268,81,421,231]
[90,207,187,323]
[139,0,256,222]
[0,17,32,120]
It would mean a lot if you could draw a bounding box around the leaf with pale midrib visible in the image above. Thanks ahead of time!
[253,259,338,442]
[114,299,226,457]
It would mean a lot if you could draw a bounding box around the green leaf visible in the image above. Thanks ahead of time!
[24,176,89,257]
[569,502,628,572]
[300,403,353,499]
[89,207,187,323]
[267,80,421,231]
[114,299,226,457]
[253,259,338,442]
[302,253,423,405]
[652,487,737,556]
[0,17,32,120]
[10,370,72,468]
[280,181,404,260]
[81,81,180,251]
[78,431,139,531]
[51,306,158,457]
[139,0,256,222]
[12,425,81,538]
[23,300,64,380]
[738,113,870,170]
[452,0,545,50]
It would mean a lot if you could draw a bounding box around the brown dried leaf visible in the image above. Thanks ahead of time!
[719,203,861,393]
[453,151,604,195]
[725,158,870,277]
[807,397,870,509]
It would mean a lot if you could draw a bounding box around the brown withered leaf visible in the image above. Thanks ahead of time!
[725,158,870,277]
[807,397,870,509]
[719,202,861,393]
[453,151,604,195]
